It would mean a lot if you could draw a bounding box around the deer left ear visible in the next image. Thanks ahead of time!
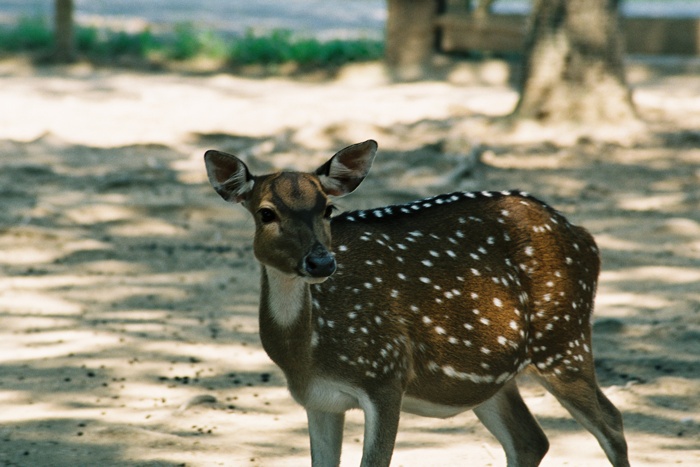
[315,140,377,197]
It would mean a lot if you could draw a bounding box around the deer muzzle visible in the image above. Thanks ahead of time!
[303,246,336,280]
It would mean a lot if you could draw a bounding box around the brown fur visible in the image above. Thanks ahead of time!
[204,141,630,467]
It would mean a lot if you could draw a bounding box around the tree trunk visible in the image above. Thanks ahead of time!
[54,0,75,62]
[513,0,636,123]
[385,0,438,81]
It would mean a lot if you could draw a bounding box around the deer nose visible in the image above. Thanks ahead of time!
[304,250,337,278]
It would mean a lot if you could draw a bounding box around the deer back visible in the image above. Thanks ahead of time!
[310,190,600,407]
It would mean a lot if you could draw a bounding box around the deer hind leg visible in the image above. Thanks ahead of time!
[473,379,549,467]
[533,362,630,467]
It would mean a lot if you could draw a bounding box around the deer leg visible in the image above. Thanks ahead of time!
[473,379,549,467]
[534,371,629,467]
[307,410,345,467]
[358,386,403,467]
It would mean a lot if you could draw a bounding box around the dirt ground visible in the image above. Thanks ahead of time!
[0,56,698,466]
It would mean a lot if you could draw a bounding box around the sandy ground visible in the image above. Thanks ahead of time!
[0,56,699,467]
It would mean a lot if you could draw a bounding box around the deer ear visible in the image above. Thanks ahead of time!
[315,140,377,197]
[204,150,255,203]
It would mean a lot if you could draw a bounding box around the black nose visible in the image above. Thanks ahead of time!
[304,252,336,278]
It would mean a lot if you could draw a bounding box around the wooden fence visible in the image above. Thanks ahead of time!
[436,13,700,55]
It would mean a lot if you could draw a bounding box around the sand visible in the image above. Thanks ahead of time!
[0,57,698,466]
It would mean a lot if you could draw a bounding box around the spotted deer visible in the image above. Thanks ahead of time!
[204,140,629,467]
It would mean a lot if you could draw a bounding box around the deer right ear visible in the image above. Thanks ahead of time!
[316,139,377,197]
[204,150,255,203]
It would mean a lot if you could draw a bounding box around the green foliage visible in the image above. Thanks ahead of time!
[92,29,157,57]
[0,17,383,70]
[0,17,53,51]
[167,23,229,60]
[75,25,99,51]
[169,23,200,60]
[230,29,294,65]
[228,29,384,68]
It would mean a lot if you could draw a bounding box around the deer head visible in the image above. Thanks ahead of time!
[204,140,377,283]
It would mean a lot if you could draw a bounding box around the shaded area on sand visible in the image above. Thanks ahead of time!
[0,61,699,465]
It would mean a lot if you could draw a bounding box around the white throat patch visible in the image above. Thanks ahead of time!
[265,267,308,328]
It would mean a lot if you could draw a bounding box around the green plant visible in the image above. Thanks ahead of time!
[0,16,52,51]
[169,23,200,60]
[230,29,293,65]
[196,30,228,59]
[166,23,228,60]
[228,29,383,68]
[75,25,99,52]
[0,18,384,71]
[315,38,384,66]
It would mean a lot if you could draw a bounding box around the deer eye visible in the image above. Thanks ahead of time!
[258,208,277,224]
[324,205,337,219]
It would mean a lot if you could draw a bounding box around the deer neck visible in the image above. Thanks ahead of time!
[258,266,314,380]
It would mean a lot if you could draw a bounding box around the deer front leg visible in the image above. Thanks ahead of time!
[308,410,345,467]
[358,386,403,467]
